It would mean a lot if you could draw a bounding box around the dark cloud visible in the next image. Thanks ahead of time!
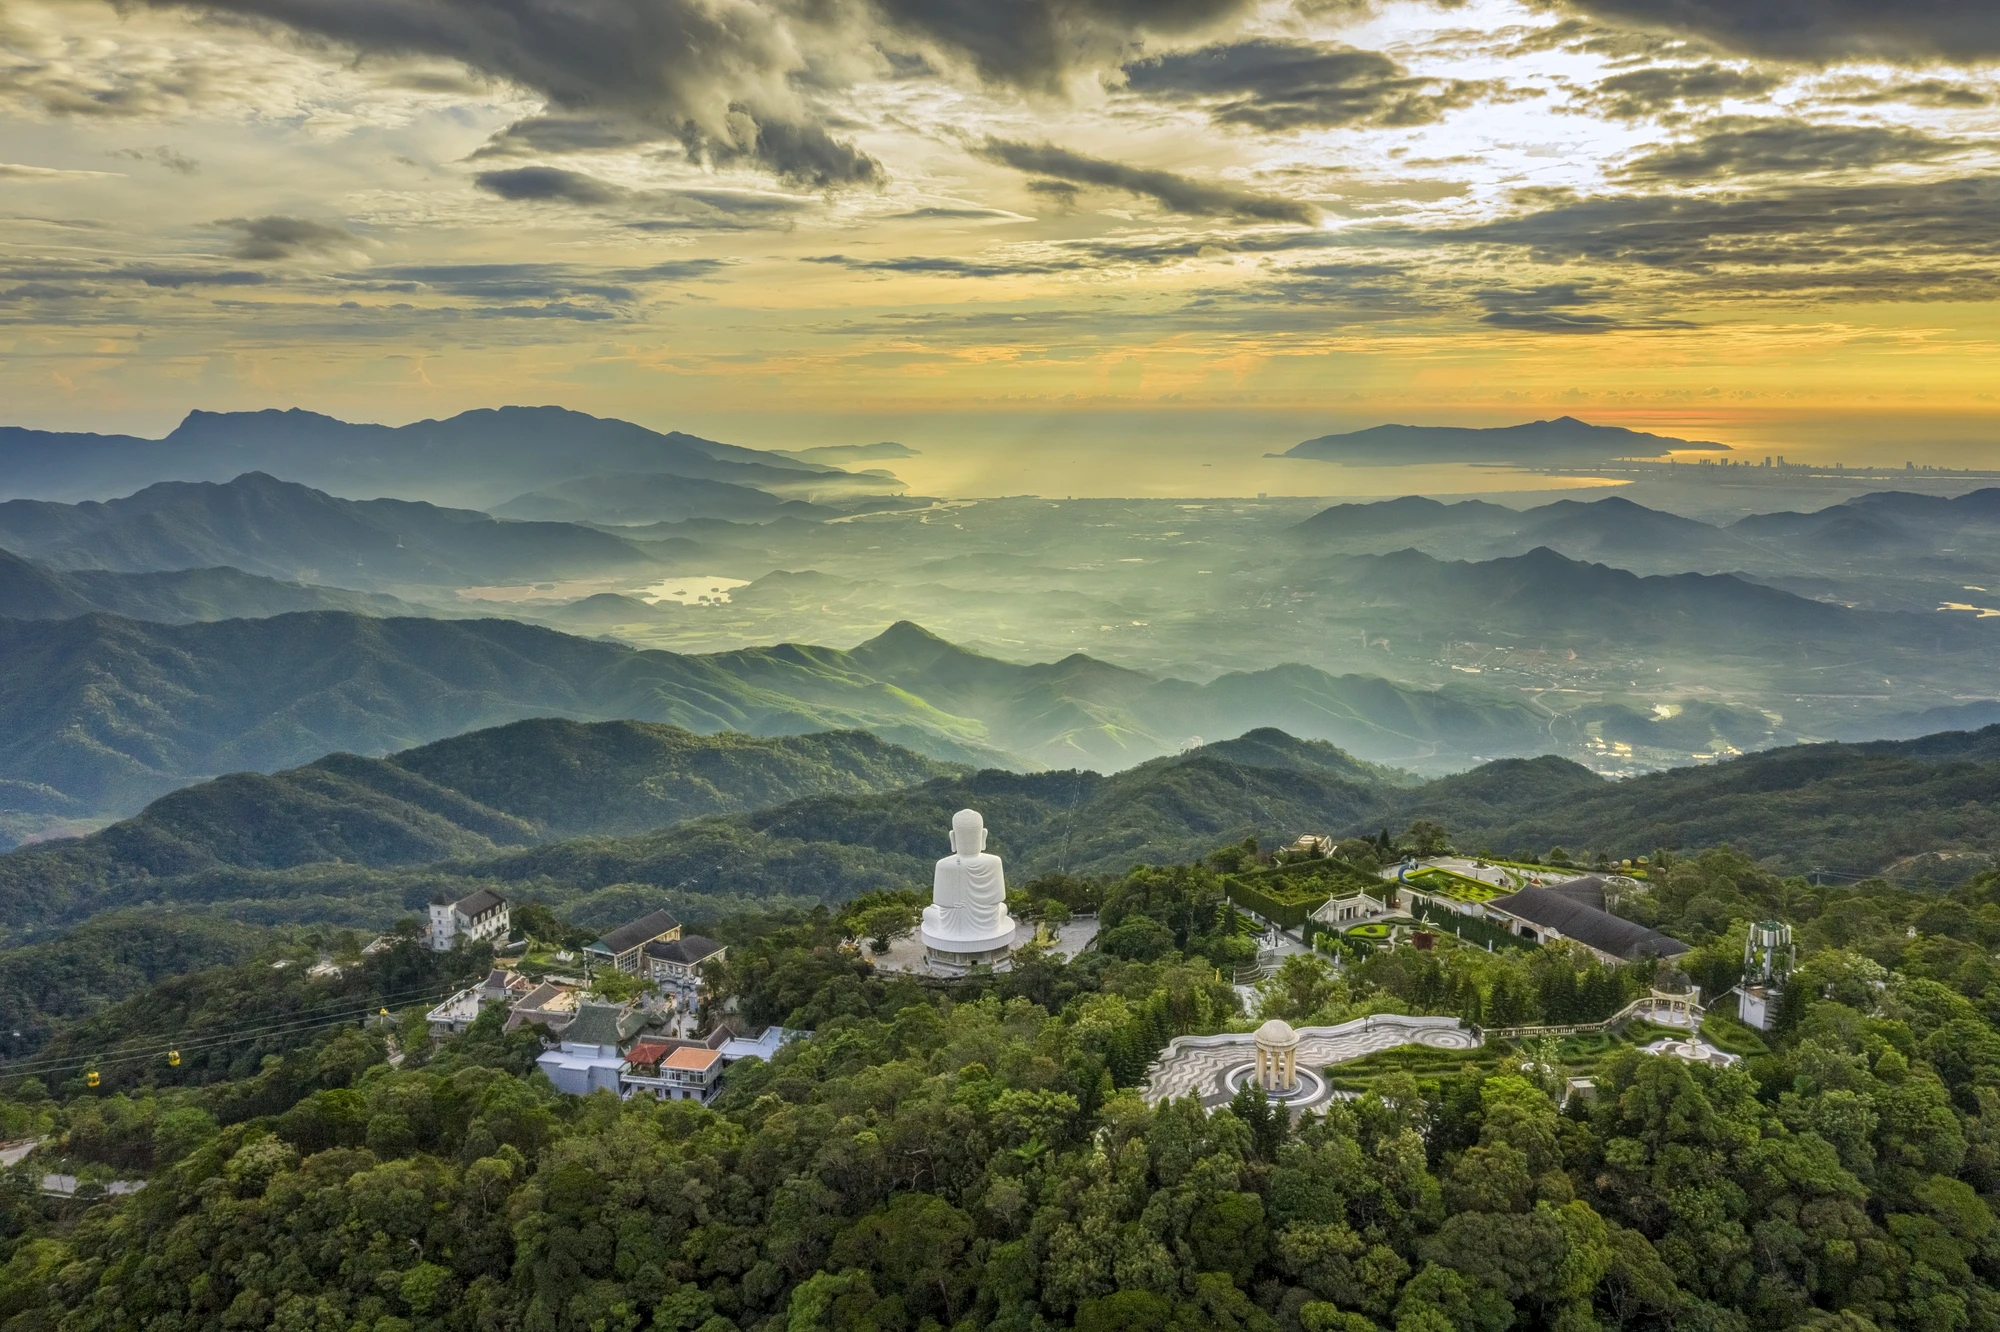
[469,115,655,158]
[1122,39,1500,131]
[893,206,1029,219]
[1557,0,2000,61]
[113,266,272,287]
[110,144,201,174]
[473,166,811,229]
[635,258,730,280]
[872,0,1250,91]
[360,258,724,300]
[1833,79,1991,109]
[1471,282,1692,332]
[700,115,880,188]
[976,138,1317,224]
[1025,179,1081,209]
[135,0,882,187]
[1584,63,1782,117]
[358,258,724,302]
[803,253,1089,277]
[216,216,357,260]
[0,282,90,302]
[475,165,626,205]
[1362,176,2000,301]
[1618,117,1975,180]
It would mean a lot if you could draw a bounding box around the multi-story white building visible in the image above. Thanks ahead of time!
[427,888,510,953]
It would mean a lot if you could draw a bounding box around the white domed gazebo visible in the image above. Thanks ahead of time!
[1253,1019,1301,1094]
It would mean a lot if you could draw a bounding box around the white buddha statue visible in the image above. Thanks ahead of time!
[920,808,1017,964]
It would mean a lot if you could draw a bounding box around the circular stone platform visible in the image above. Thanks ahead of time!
[1142,1016,1482,1115]
[1223,1063,1328,1106]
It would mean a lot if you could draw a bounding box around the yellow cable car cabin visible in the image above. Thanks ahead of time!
[85,1070,100,1088]
[167,1049,181,1067]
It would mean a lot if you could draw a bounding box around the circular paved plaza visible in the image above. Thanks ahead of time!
[1143,1016,1481,1114]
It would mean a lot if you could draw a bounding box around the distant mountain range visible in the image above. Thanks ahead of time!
[0,472,667,591]
[0,611,1598,831]
[493,471,835,525]
[1295,487,2000,618]
[1299,488,2000,562]
[0,405,882,508]
[1309,544,1980,656]
[0,547,427,623]
[1280,416,1727,466]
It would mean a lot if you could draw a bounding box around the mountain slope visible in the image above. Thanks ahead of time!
[492,471,836,525]
[4,718,1996,943]
[0,607,1830,832]
[1371,725,2000,877]
[0,612,1016,819]
[1282,416,1726,465]
[0,406,863,508]
[0,730,1413,939]
[1307,545,1998,658]
[0,547,425,622]
[0,472,664,589]
[0,723,963,936]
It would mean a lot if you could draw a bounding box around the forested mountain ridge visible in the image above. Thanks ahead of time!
[7,715,1998,946]
[0,722,963,939]
[0,610,1603,832]
[0,472,664,590]
[0,612,1018,825]
[1377,724,2000,878]
[0,546,428,623]
[0,735,1406,940]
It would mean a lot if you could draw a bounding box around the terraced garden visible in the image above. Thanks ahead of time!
[1318,1018,1700,1095]
[1402,867,1511,904]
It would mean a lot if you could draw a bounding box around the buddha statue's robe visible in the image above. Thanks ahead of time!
[922,809,1015,946]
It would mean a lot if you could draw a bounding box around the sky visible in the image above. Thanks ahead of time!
[4,0,2000,494]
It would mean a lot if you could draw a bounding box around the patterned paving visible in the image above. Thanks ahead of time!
[1143,1016,1480,1110]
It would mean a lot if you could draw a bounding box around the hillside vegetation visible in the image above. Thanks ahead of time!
[0,722,963,939]
[1378,727,2000,878]
[0,547,429,623]
[6,720,1998,951]
[0,612,1574,827]
[0,472,664,590]
[7,843,2000,1332]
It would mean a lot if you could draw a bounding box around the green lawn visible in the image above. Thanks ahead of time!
[1699,1010,1772,1057]
[1345,923,1393,939]
[1404,868,1508,904]
[1318,1018,1696,1095]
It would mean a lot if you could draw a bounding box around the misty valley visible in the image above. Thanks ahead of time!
[2,409,1996,860]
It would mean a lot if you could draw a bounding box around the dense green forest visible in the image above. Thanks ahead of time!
[8,840,2000,1331]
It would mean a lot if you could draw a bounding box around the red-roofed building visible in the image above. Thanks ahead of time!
[622,1040,724,1103]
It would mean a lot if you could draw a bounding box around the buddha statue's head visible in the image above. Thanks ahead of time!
[950,808,987,857]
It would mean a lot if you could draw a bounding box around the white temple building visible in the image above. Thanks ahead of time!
[920,808,1020,972]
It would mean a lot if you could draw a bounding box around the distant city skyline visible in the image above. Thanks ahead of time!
[4,0,1999,490]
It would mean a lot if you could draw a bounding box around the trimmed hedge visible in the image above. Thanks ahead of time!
[1223,878,1317,930]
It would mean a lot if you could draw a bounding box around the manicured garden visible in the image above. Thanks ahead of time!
[1223,859,1383,928]
[1319,1018,1696,1095]
[1402,866,1510,903]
